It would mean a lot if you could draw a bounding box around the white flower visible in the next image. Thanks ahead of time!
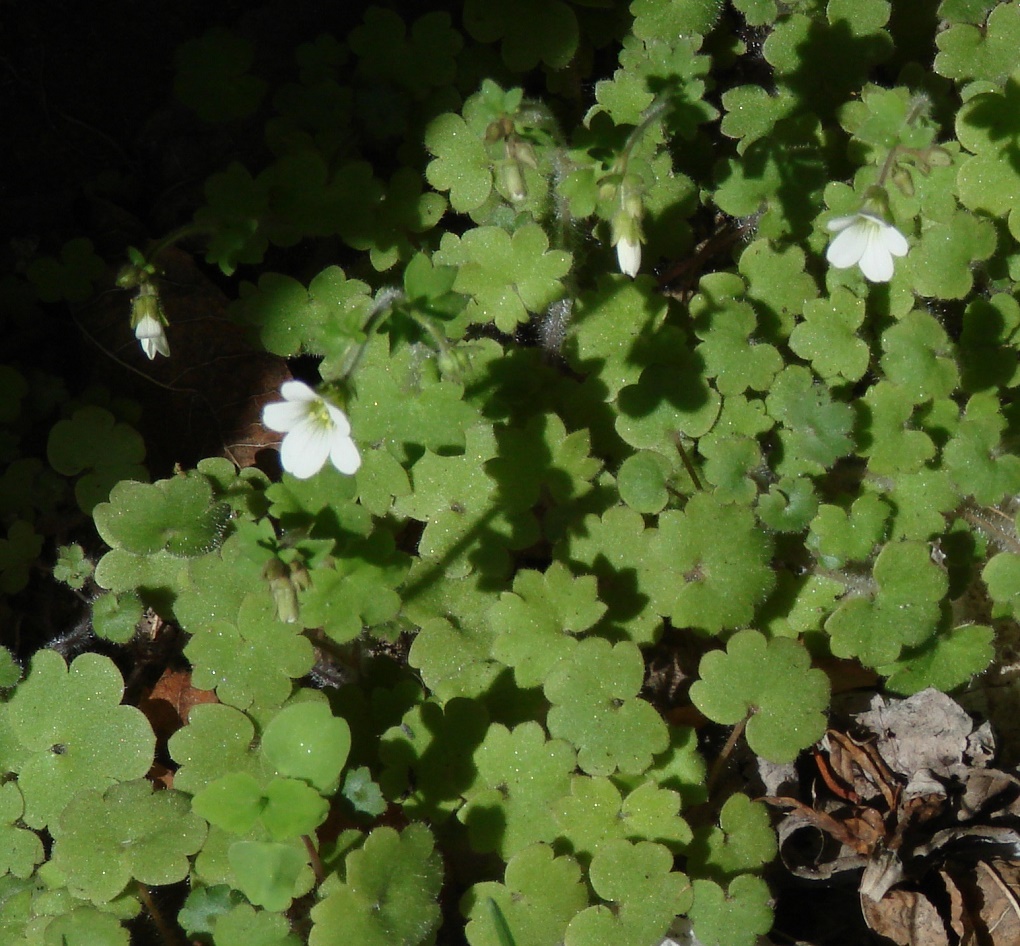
[825,212,909,282]
[134,313,170,360]
[616,235,642,278]
[262,381,361,479]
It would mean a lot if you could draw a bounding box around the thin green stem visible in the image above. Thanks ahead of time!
[337,287,405,382]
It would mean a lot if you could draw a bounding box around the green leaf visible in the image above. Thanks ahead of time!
[690,630,829,763]
[94,472,229,558]
[686,793,777,880]
[425,113,493,213]
[651,493,776,634]
[489,562,606,688]
[50,780,206,903]
[228,840,308,912]
[463,845,588,946]
[564,840,691,946]
[881,624,994,694]
[766,367,854,476]
[688,875,773,946]
[437,225,571,333]
[309,825,443,946]
[3,651,155,829]
[261,700,351,793]
[460,721,577,857]
[935,6,1020,81]
[825,540,947,666]
[544,638,668,776]
[789,288,870,383]
[212,903,300,946]
[553,776,691,863]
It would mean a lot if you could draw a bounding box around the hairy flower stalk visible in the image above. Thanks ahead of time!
[262,381,361,479]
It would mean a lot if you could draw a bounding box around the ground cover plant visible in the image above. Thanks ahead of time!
[2,0,1020,943]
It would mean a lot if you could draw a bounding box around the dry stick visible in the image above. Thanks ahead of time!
[705,709,752,799]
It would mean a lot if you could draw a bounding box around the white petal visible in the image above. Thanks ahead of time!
[826,215,860,233]
[262,399,308,433]
[329,435,361,475]
[881,224,909,257]
[857,239,894,282]
[826,224,868,269]
[279,421,332,478]
[279,380,319,403]
[140,336,159,360]
[616,237,641,278]
[323,403,352,437]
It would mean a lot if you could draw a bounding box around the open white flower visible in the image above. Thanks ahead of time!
[262,381,361,479]
[134,313,170,360]
[826,212,909,283]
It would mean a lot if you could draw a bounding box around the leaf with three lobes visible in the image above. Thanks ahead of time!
[309,825,442,946]
[2,651,155,829]
[50,780,206,904]
[463,844,588,946]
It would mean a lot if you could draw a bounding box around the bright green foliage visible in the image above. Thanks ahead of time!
[228,840,309,912]
[544,638,668,776]
[686,794,777,880]
[435,225,571,333]
[1,652,155,828]
[0,783,43,878]
[488,562,606,688]
[766,367,853,476]
[789,288,870,383]
[554,776,691,863]
[94,472,229,558]
[231,267,372,358]
[169,704,263,794]
[53,543,93,590]
[195,774,328,841]
[654,493,776,633]
[212,903,300,946]
[49,780,206,903]
[261,700,351,793]
[826,541,948,667]
[564,840,692,946]
[185,593,315,711]
[935,4,1020,81]
[91,591,143,643]
[688,875,773,946]
[807,494,890,569]
[309,825,442,946]
[880,623,995,695]
[463,844,588,946]
[691,630,829,763]
[8,0,1020,942]
[459,721,576,857]
[179,885,246,939]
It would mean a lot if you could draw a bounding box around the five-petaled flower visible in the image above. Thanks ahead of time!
[262,381,361,479]
[134,313,170,360]
[826,212,909,283]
